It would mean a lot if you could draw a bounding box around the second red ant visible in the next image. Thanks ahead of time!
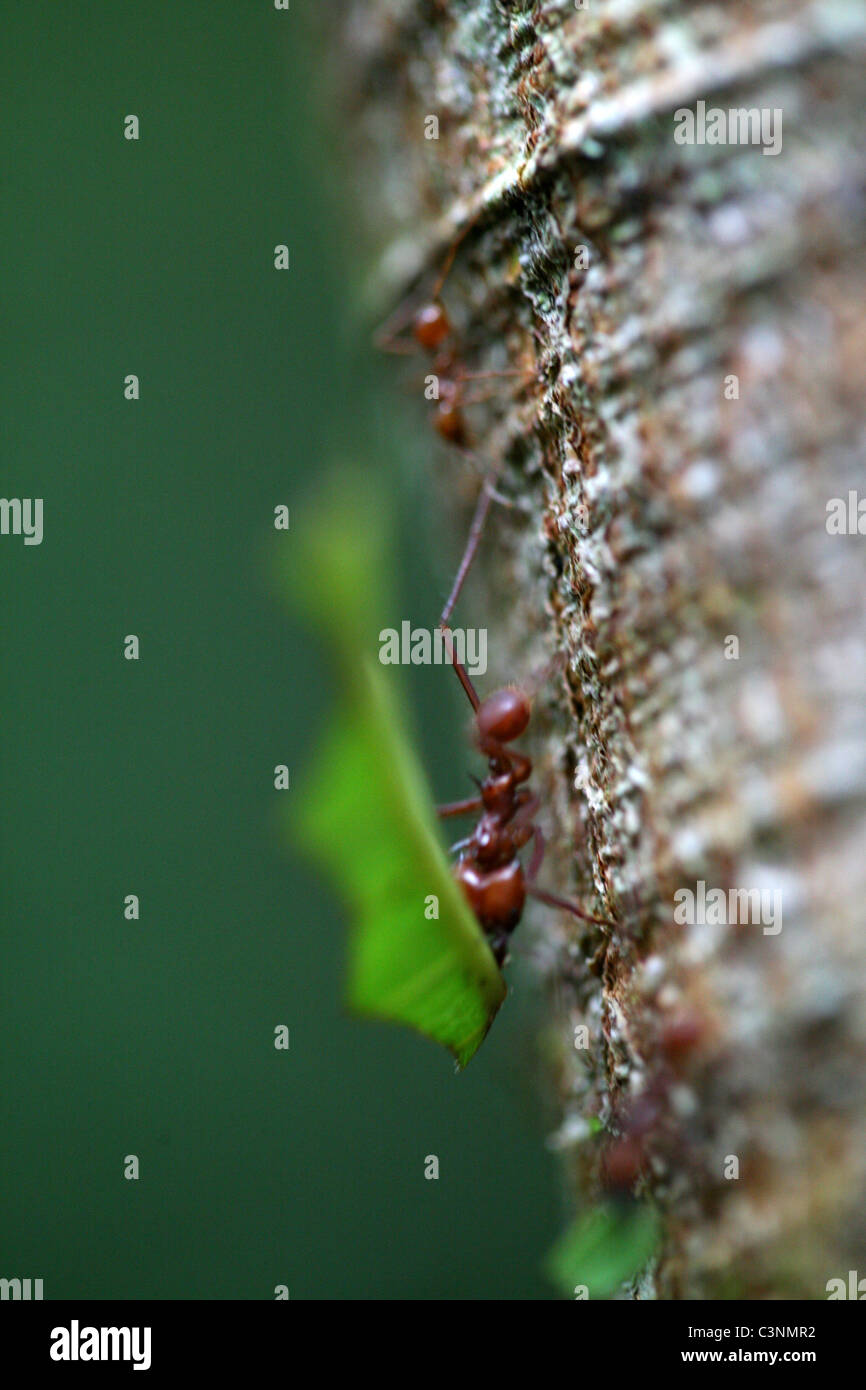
[378,229,527,627]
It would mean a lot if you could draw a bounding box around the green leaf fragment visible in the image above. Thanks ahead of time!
[293,657,506,1067]
[544,1202,660,1299]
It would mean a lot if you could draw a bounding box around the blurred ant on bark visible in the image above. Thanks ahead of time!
[435,628,613,968]
[376,221,527,626]
[599,1013,708,1195]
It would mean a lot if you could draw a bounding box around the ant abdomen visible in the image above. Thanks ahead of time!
[455,858,526,944]
[476,688,531,745]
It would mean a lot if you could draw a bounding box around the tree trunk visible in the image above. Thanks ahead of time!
[333,0,866,1299]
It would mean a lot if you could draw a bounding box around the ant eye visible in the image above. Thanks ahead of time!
[477,688,530,743]
[413,302,450,350]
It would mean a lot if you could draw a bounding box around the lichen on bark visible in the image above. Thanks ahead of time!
[334,0,866,1298]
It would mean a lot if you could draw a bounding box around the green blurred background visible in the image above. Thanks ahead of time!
[0,2,560,1298]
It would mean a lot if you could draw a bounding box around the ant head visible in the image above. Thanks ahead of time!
[476,687,530,745]
[413,301,451,351]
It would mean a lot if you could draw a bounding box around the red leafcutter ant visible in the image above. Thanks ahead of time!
[435,626,614,968]
[377,224,528,627]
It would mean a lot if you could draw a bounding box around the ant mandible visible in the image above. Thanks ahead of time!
[436,627,613,968]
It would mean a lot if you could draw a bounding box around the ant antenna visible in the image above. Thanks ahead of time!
[439,460,505,629]
[439,623,481,711]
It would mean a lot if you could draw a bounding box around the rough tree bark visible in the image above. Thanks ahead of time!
[333,0,866,1298]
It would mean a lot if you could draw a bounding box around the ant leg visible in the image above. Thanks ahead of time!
[449,448,516,512]
[510,795,541,851]
[525,824,614,927]
[375,332,417,356]
[457,368,524,381]
[525,820,547,881]
[436,794,483,819]
[374,297,423,355]
[458,375,527,408]
[439,623,481,711]
[460,388,512,409]
[448,836,473,856]
[429,206,483,299]
[512,793,541,831]
[457,371,525,404]
[527,882,614,928]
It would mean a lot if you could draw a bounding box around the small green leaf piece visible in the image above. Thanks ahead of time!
[544,1202,660,1299]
